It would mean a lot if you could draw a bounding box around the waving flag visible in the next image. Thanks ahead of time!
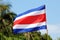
[13,5,47,34]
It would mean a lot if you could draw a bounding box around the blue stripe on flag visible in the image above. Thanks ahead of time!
[13,25,47,34]
[14,5,45,20]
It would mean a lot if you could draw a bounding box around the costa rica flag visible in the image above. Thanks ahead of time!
[13,5,47,34]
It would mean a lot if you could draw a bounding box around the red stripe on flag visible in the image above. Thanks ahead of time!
[14,13,46,25]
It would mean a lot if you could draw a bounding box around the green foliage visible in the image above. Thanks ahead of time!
[25,32,52,40]
[41,34,52,40]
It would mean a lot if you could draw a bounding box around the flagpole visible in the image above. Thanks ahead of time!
[45,5,48,40]
[47,29,48,40]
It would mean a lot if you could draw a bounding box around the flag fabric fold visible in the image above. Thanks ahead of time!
[13,5,47,34]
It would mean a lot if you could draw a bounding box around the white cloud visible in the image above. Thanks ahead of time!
[47,24,60,34]
[47,24,60,40]
[40,24,60,34]
[40,24,60,40]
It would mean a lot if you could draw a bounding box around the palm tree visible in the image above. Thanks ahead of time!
[0,4,16,37]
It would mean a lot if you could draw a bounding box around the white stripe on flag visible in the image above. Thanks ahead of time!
[14,9,45,22]
[13,22,46,29]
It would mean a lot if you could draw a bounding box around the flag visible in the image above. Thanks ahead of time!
[13,5,47,34]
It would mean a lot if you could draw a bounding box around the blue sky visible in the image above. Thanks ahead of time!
[0,0,60,40]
